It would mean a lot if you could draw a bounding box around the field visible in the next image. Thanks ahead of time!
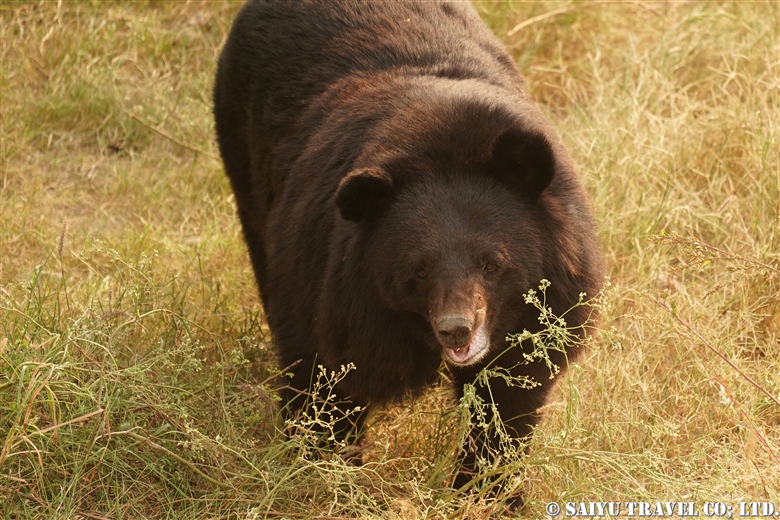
[1,1,778,518]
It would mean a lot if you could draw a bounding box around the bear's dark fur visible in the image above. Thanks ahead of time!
[214,0,603,492]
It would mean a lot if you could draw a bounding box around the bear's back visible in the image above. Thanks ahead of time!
[213,1,528,187]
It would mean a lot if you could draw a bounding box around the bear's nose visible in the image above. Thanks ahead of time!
[436,315,473,348]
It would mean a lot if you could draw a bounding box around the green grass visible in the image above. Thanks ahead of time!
[2,1,778,518]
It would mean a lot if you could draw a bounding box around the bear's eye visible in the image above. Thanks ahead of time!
[416,268,428,279]
[483,261,497,273]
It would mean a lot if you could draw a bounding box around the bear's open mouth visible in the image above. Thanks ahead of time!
[443,320,490,366]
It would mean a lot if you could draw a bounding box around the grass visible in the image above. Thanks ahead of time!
[1,0,778,518]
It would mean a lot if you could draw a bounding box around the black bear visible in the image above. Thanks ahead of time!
[214,0,603,495]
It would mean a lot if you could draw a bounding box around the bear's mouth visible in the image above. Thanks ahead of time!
[442,320,490,366]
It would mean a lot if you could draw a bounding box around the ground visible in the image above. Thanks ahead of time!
[1,1,778,519]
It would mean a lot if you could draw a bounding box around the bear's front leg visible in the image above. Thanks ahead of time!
[451,351,566,508]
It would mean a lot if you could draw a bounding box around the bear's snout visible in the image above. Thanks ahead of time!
[431,299,490,366]
[435,314,474,349]
[428,281,488,360]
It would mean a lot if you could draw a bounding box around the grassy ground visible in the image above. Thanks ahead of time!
[1,1,778,518]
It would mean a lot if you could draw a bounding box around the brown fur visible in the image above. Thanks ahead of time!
[214,0,604,499]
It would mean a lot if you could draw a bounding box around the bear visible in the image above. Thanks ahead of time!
[213,0,604,500]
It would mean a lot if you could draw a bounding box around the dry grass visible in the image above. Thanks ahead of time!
[1,1,778,518]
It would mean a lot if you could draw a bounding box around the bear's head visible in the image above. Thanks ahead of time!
[334,121,558,366]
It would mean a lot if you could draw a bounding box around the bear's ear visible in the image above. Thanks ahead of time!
[335,167,393,222]
[489,127,556,197]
